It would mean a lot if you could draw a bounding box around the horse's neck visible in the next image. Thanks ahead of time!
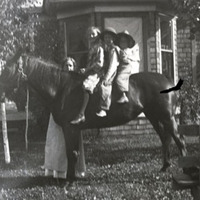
[27,78,58,104]
[25,63,82,108]
[25,62,64,104]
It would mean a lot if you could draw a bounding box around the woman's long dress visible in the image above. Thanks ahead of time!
[44,114,86,179]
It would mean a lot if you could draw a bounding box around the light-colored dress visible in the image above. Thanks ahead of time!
[44,114,86,179]
[83,42,104,94]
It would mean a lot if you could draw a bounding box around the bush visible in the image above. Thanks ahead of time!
[178,61,200,124]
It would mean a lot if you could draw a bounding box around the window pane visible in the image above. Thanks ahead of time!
[160,19,172,50]
[104,17,143,71]
[66,15,90,67]
[162,51,174,79]
[67,15,89,53]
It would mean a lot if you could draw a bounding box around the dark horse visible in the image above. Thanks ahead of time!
[0,51,187,183]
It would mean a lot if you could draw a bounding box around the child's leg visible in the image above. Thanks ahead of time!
[70,90,89,124]
[116,66,131,103]
[96,83,112,117]
[71,74,100,124]
[79,90,90,116]
[116,73,129,93]
[97,72,117,117]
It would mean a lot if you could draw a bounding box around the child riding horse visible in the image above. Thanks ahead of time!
[71,26,104,124]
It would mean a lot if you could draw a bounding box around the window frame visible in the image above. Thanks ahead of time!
[159,14,177,83]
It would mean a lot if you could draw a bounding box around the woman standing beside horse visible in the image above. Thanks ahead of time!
[44,57,86,179]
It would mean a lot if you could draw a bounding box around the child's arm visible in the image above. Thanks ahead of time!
[120,50,129,64]
[84,47,104,74]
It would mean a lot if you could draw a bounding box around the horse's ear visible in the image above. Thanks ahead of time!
[6,47,24,66]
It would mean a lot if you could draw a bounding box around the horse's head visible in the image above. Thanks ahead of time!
[0,48,26,96]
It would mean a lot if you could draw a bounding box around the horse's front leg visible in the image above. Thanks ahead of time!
[62,125,80,185]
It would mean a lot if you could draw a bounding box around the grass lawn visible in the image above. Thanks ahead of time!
[0,132,198,200]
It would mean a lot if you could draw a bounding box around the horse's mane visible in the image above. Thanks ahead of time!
[26,55,67,86]
[25,55,84,90]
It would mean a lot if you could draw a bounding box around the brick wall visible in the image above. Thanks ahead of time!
[147,12,158,73]
[99,117,155,135]
[195,33,200,82]
[82,116,155,136]
[177,25,192,78]
[176,24,200,83]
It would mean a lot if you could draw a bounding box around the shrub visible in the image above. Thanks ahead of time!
[178,61,200,124]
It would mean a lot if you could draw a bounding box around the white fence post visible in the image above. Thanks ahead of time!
[1,95,10,164]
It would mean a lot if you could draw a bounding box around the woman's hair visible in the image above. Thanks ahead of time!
[62,56,77,71]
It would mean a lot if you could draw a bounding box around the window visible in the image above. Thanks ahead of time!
[160,16,174,80]
[104,17,143,71]
[65,15,90,67]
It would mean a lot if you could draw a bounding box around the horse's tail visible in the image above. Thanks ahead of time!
[160,79,183,93]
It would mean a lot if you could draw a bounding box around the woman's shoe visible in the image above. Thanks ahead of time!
[96,110,107,117]
[70,114,85,124]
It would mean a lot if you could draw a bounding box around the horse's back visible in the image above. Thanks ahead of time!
[129,72,175,97]
[128,72,177,117]
[130,72,174,88]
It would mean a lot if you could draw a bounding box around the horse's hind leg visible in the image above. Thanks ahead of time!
[154,121,172,172]
[145,114,172,171]
[162,116,187,157]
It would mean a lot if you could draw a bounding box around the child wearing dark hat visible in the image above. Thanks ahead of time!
[96,27,121,117]
[115,30,140,103]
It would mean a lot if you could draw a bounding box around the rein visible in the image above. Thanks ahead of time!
[25,87,29,151]
[17,56,29,150]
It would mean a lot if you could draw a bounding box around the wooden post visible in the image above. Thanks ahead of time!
[1,93,10,164]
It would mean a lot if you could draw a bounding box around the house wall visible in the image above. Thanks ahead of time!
[176,23,200,83]
[177,25,192,79]
[196,33,200,82]
[147,12,159,73]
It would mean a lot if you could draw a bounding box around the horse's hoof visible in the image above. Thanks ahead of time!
[64,181,76,193]
[160,163,171,172]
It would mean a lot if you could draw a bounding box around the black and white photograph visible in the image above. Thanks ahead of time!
[0,0,200,199]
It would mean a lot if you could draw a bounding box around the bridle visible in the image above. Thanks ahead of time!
[15,55,28,90]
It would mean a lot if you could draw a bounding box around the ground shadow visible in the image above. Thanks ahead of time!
[0,176,66,189]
